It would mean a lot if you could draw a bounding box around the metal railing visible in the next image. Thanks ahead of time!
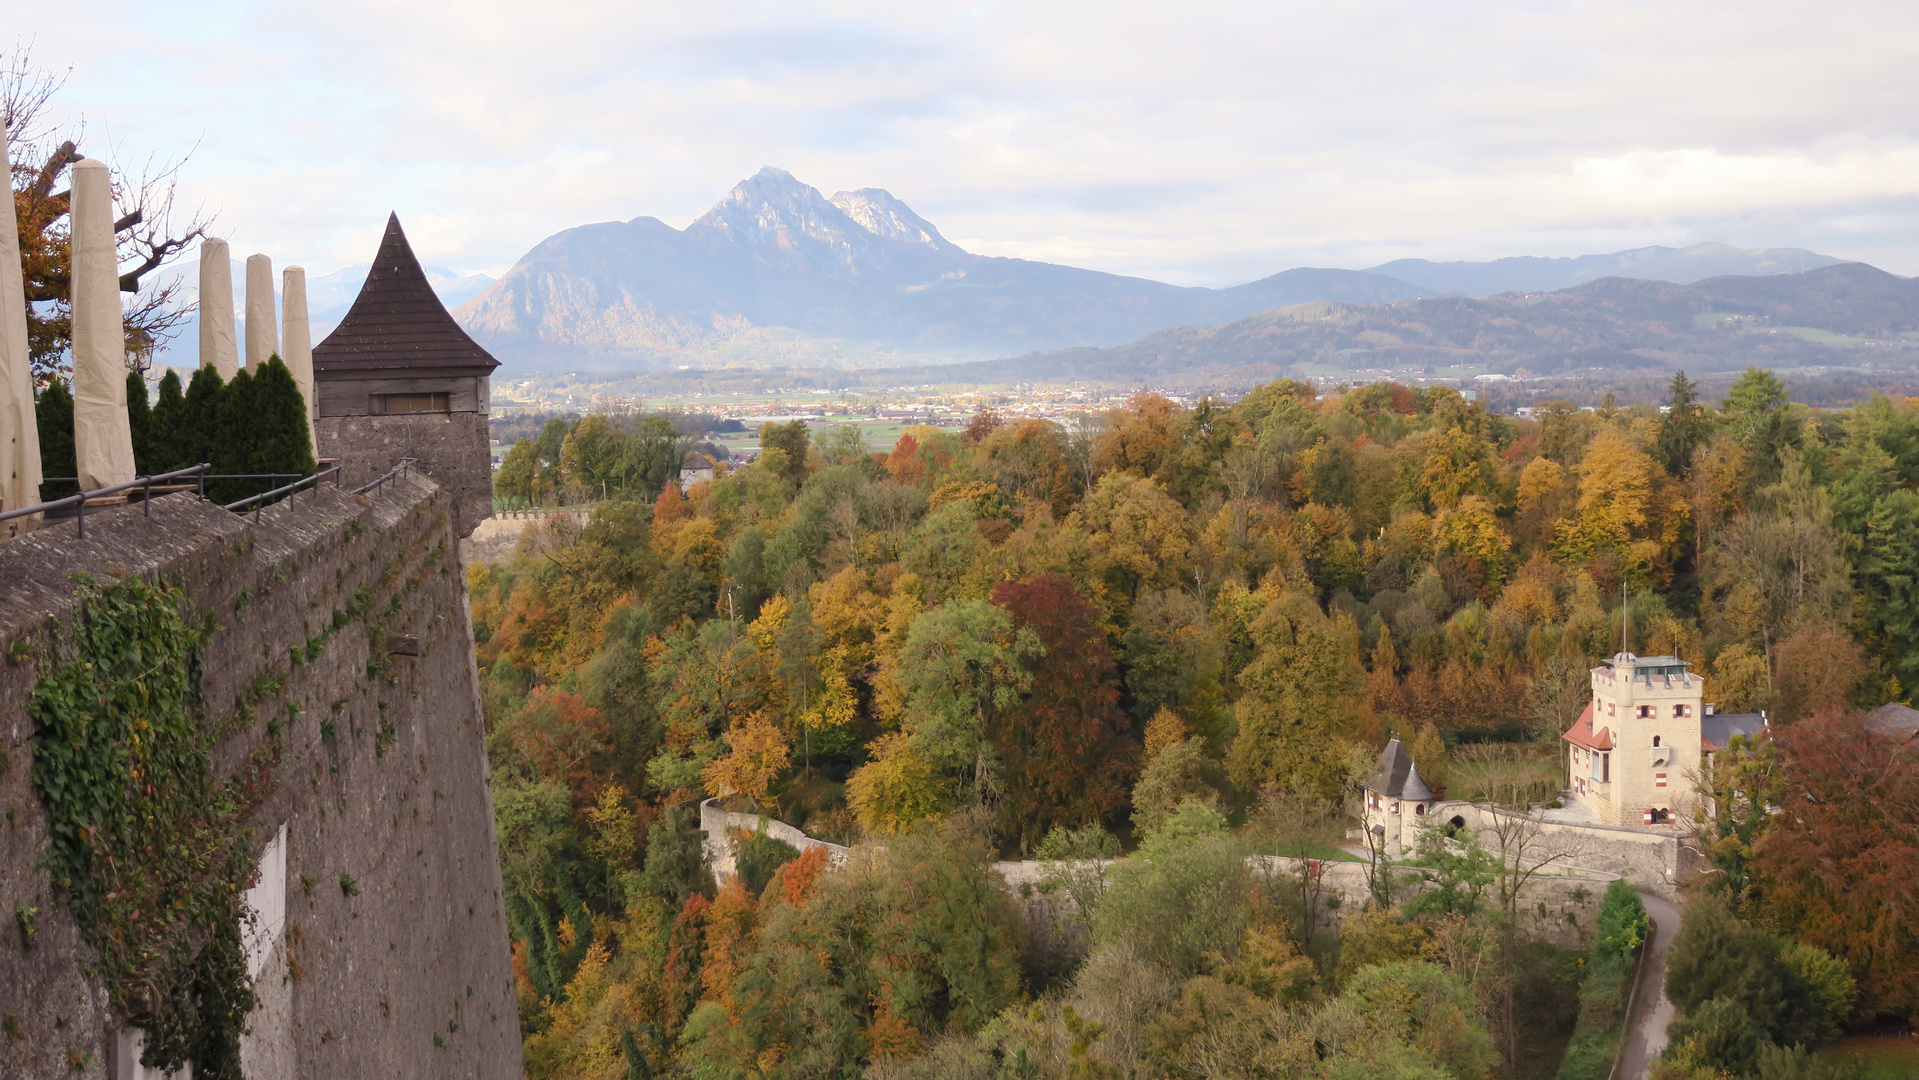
[223,465,344,517]
[3,456,422,540]
[0,464,212,539]
[351,457,418,497]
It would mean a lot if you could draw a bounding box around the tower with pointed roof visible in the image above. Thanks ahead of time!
[312,214,499,537]
[1363,737,1435,857]
[1563,651,1765,827]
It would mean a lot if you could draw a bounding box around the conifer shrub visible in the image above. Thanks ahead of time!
[126,370,153,471]
[210,367,256,503]
[150,369,186,472]
[246,357,316,487]
[179,366,225,471]
[33,380,76,497]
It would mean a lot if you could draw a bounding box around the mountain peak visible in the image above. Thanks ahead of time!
[830,188,960,254]
[693,167,842,234]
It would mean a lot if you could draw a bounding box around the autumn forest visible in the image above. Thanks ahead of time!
[474,370,1919,1080]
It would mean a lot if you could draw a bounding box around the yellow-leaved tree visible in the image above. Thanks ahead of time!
[846,732,944,833]
[701,711,790,808]
[1227,589,1369,800]
[1556,426,1660,580]
[1071,472,1193,609]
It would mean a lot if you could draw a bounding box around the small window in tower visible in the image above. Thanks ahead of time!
[1656,772,1668,788]
[372,392,450,415]
[1638,705,1653,718]
[1675,704,1690,718]
[1607,702,1615,716]
[1601,753,1610,783]
[1653,736,1661,747]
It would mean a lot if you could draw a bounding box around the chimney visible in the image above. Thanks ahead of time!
[1704,702,1715,715]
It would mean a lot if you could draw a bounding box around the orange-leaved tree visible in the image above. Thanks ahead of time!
[1753,715,1919,1019]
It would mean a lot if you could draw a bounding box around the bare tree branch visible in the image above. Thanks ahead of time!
[4,43,214,378]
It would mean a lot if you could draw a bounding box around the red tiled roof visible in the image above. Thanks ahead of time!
[1563,701,1614,750]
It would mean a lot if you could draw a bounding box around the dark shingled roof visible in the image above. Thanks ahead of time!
[1368,738,1433,800]
[1701,711,1767,753]
[312,213,500,380]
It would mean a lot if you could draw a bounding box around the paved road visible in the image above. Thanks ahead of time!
[1617,891,1681,1080]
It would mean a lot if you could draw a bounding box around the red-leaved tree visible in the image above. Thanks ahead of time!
[989,576,1138,852]
[1753,714,1919,1019]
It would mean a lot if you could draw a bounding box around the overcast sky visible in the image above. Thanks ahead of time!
[21,0,1919,286]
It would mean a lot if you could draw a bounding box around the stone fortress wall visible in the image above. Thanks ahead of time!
[697,804,1627,955]
[0,476,520,1079]
[1427,800,1708,902]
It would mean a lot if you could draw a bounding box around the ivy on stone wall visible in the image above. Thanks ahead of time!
[27,575,258,1079]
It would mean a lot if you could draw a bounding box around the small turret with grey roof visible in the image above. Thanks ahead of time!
[1363,737,1435,857]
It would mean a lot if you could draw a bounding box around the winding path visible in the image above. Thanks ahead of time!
[1616,891,1681,1080]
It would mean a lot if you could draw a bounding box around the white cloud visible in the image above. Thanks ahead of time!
[21,0,1919,289]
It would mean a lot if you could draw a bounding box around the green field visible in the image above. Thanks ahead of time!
[1821,1035,1919,1079]
[704,418,965,457]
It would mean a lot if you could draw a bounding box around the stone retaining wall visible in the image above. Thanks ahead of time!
[0,477,519,1079]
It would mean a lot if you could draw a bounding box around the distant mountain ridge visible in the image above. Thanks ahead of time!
[927,262,1919,387]
[454,167,1423,370]
[454,169,1866,372]
[1366,243,1844,297]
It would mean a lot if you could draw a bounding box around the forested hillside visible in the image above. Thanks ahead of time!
[474,370,1919,1078]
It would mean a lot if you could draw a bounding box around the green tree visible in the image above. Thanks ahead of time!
[1656,370,1711,477]
[760,419,811,487]
[209,367,256,503]
[900,501,988,605]
[1226,589,1367,799]
[1336,961,1498,1080]
[1091,801,1249,978]
[1120,588,1229,740]
[625,413,689,501]
[1712,460,1851,649]
[1663,895,1841,1048]
[559,413,625,497]
[1702,734,1783,909]
[1856,488,1919,694]
[493,438,541,504]
[638,804,713,906]
[1664,996,1767,1077]
[1594,879,1649,959]
[897,599,1041,806]
[1722,367,1798,491]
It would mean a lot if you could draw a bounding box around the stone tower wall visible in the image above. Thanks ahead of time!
[316,403,493,540]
